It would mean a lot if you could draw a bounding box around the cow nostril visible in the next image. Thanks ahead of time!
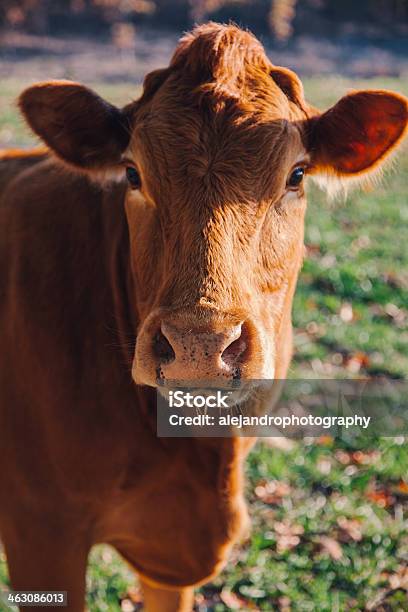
[221,326,248,368]
[153,330,175,364]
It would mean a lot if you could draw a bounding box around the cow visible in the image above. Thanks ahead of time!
[0,22,407,612]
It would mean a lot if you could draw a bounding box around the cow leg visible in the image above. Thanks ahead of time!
[1,519,90,612]
[140,578,194,612]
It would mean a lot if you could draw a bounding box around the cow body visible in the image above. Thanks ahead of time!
[0,22,407,612]
[0,155,254,609]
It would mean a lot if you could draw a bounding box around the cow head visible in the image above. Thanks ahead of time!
[20,23,408,389]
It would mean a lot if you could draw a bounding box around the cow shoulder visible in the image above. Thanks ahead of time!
[0,158,129,323]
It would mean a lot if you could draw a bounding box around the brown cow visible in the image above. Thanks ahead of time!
[0,22,407,612]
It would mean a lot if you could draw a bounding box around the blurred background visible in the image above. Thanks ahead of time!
[0,2,408,611]
[1,1,408,85]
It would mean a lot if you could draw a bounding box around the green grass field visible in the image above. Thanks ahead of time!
[0,76,407,611]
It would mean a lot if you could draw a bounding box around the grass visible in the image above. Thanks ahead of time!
[0,75,407,611]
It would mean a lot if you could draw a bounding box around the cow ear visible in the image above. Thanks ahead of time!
[19,80,131,170]
[308,90,408,176]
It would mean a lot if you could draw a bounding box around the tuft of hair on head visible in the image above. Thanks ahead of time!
[170,21,272,102]
[136,22,312,119]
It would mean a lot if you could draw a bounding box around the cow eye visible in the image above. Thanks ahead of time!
[287,166,305,190]
[126,166,141,190]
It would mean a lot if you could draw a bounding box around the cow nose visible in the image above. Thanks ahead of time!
[154,321,247,380]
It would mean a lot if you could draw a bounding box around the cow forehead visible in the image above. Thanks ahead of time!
[131,100,306,205]
[128,23,309,201]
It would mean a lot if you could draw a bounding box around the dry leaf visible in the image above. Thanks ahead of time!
[220,589,247,610]
[337,517,362,542]
[366,489,394,508]
[278,595,292,611]
[397,480,408,495]
[275,521,304,553]
[319,535,343,560]
[352,450,380,465]
[345,351,370,373]
[340,302,353,322]
[317,458,332,475]
[389,566,408,590]
[316,435,333,446]
[335,450,351,465]
[255,480,291,504]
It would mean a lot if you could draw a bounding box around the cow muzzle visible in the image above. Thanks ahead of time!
[155,320,247,381]
[133,308,267,387]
